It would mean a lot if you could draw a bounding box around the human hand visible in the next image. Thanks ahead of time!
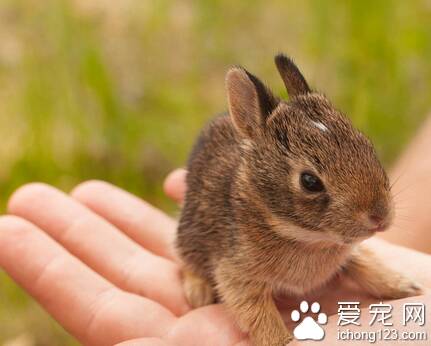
[0,174,245,346]
[0,170,430,345]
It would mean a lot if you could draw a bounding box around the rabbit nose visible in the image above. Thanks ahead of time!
[369,214,383,226]
[368,214,386,232]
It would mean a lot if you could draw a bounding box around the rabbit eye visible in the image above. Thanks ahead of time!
[300,172,325,193]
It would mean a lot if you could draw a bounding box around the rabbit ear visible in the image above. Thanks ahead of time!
[226,67,278,138]
[274,53,310,97]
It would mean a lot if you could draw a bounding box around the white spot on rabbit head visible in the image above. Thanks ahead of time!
[311,120,328,132]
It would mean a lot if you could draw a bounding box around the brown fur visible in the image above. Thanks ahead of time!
[176,54,422,345]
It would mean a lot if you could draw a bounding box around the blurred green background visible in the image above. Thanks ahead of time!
[0,0,430,344]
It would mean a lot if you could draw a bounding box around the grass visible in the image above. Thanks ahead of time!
[0,0,430,343]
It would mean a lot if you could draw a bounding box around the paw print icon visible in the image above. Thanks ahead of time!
[291,301,328,341]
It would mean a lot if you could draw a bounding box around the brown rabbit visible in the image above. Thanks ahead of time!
[175,54,422,346]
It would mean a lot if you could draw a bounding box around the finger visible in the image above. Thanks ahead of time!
[8,183,189,315]
[364,238,431,287]
[234,342,250,346]
[384,116,431,253]
[165,305,246,346]
[115,338,176,346]
[115,306,247,346]
[71,180,178,261]
[0,215,176,345]
[163,168,187,204]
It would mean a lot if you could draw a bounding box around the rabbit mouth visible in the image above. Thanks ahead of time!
[341,226,381,243]
[368,224,387,232]
[359,221,389,235]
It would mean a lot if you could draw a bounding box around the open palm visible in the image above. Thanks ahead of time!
[0,169,430,345]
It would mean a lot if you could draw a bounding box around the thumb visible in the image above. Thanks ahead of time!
[163,168,187,205]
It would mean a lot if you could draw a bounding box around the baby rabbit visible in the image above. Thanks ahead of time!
[176,54,422,346]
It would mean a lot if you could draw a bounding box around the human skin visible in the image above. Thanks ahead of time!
[379,116,431,254]
[1,126,431,344]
